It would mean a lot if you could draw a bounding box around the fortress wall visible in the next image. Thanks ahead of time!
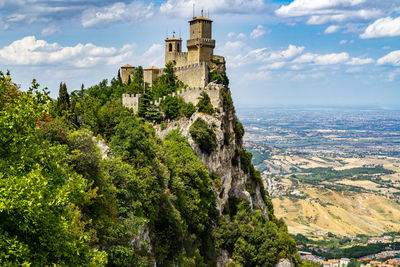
[174,62,208,88]
[122,94,141,113]
[144,69,161,86]
[151,85,221,108]
[165,52,188,67]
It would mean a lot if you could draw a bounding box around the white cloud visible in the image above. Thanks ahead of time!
[250,25,268,39]
[140,44,163,67]
[293,52,349,65]
[41,25,62,36]
[160,0,266,18]
[243,71,271,80]
[237,33,247,39]
[339,40,347,45]
[360,17,400,39]
[388,69,400,82]
[275,0,366,17]
[345,57,374,65]
[377,50,400,66]
[324,25,340,34]
[260,62,286,70]
[218,41,247,55]
[269,45,305,60]
[227,32,235,38]
[275,0,391,26]
[306,9,381,25]
[81,1,154,28]
[0,36,133,68]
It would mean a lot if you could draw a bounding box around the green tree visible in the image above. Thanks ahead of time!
[117,69,122,85]
[189,118,217,154]
[0,73,106,266]
[196,92,214,114]
[56,82,70,117]
[160,95,181,120]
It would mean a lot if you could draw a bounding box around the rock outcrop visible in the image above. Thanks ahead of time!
[155,85,269,218]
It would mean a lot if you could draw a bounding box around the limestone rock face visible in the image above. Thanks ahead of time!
[276,259,293,267]
[155,85,268,217]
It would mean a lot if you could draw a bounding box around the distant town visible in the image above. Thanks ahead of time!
[238,107,400,266]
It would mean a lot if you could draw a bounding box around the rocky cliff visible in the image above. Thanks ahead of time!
[155,84,270,220]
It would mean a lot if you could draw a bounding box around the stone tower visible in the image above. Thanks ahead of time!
[121,64,135,84]
[187,11,215,64]
[165,34,183,65]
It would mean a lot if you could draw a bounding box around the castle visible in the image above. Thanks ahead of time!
[121,12,225,113]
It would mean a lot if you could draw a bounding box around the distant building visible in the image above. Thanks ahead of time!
[121,11,225,88]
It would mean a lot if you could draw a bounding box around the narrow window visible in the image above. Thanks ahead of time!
[169,43,172,52]
[177,43,180,52]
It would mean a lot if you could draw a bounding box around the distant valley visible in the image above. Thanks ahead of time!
[238,107,400,238]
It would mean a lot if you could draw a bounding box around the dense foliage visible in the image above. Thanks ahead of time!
[0,72,106,265]
[0,69,301,266]
[196,91,214,115]
[189,118,217,154]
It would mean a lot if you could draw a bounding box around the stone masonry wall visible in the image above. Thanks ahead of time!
[151,83,222,108]
[122,93,141,113]
[173,62,208,88]
[165,52,188,67]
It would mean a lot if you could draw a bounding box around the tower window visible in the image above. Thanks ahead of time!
[169,43,172,52]
[177,43,180,51]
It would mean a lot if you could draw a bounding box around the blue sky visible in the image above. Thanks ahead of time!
[1,0,400,107]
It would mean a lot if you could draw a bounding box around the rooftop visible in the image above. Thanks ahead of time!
[121,64,134,68]
[145,66,160,70]
[189,16,213,23]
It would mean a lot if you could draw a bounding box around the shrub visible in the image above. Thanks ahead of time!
[196,92,214,115]
[209,70,229,86]
[160,96,182,120]
[234,119,244,144]
[189,118,217,154]
[183,102,196,118]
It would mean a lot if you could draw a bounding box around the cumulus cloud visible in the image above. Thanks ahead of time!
[159,0,266,17]
[0,36,133,67]
[360,17,400,39]
[275,0,366,17]
[339,40,347,45]
[218,41,247,55]
[345,57,374,65]
[377,50,400,66]
[293,52,349,65]
[237,33,247,39]
[269,45,305,61]
[250,25,268,39]
[41,25,62,36]
[275,0,394,26]
[324,25,340,34]
[81,1,154,28]
[260,62,286,70]
[227,32,235,38]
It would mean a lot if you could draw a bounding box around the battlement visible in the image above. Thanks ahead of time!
[122,93,141,113]
[150,83,222,108]
[173,62,207,72]
[187,38,215,47]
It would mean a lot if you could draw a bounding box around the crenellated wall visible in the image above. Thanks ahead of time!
[122,93,141,113]
[150,83,222,108]
[165,52,188,67]
[173,62,208,88]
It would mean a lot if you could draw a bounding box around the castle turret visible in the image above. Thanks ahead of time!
[121,64,135,84]
[165,33,184,66]
[187,11,215,64]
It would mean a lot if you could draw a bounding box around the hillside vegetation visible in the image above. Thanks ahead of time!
[0,70,302,266]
